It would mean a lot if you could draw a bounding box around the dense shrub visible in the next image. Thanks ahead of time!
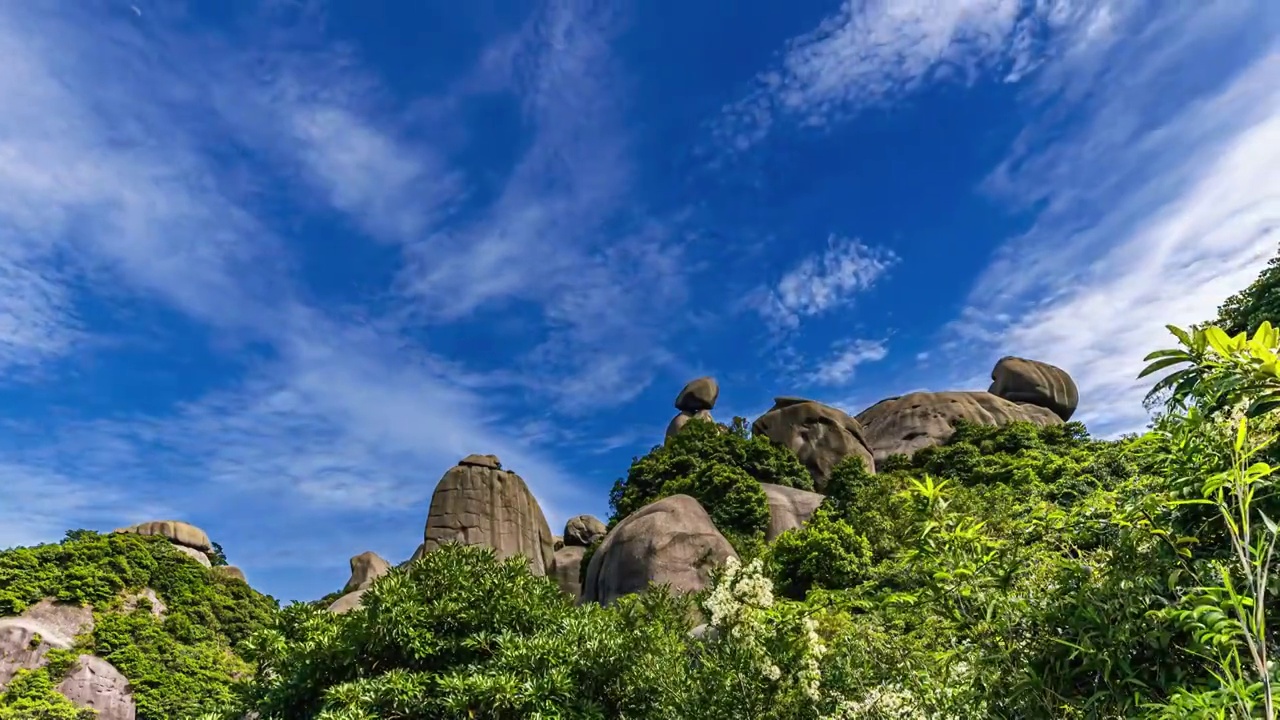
[0,531,278,720]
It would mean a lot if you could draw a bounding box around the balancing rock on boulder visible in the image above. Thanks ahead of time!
[422,454,556,577]
[856,390,1062,463]
[342,551,391,594]
[563,515,607,547]
[989,356,1079,421]
[675,377,719,412]
[115,520,214,566]
[760,483,826,542]
[665,409,715,443]
[752,398,875,491]
[581,494,737,606]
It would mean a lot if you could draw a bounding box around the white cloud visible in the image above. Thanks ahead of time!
[948,6,1279,436]
[713,0,1128,154]
[808,339,889,386]
[755,235,897,331]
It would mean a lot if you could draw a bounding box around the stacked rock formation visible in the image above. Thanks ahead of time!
[752,397,875,491]
[114,520,215,568]
[0,600,135,719]
[989,356,1079,421]
[551,514,607,600]
[422,454,557,577]
[665,377,719,443]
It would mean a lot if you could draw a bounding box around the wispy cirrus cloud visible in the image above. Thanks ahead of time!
[753,235,897,332]
[807,339,889,386]
[946,4,1279,436]
[712,0,1129,155]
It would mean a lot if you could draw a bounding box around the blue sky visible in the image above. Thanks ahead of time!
[1,0,1276,603]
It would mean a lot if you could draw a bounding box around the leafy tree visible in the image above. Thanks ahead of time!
[1214,250,1280,337]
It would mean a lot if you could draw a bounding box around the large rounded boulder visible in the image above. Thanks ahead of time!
[563,515,607,547]
[342,551,391,594]
[856,391,1062,462]
[989,356,1079,421]
[581,494,737,606]
[760,483,825,542]
[751,398,875,491]
[422,454,556,577]
[114,520,211,551]
[675,377,719,412]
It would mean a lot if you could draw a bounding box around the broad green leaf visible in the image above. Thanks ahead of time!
[1138,356,1193,378]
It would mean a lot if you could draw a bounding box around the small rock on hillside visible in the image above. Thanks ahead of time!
[56,655,135,720]
[342,551,391,594]
[563,515,607,547]
[856,390,1062,463]
[752,398,875,491]
[213,566,247,583]
[328,589,368,614]
[581,494,737,606]
[675,377,719,412]
[760,483,826,542]
[989,356,1079,421]
[114,520,211,551]
[423,455,556,577]
[665,409,715,443]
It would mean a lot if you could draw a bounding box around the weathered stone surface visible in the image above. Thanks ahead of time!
[173,544,212,567]
[423,456,556,577]
[56,655,136,720]
[752,399,874,491]
[343,551,391,594]
[0,618,69,687]
[856,391,1063,463]
[328,589,367,614]
[665,409,714,443]
[459,453,501,469]
[214,566,247,583]
[563,515,607,547]
[675,377,719,412]
[114,520,211,551]
[552,535,565,551]
[760,483,826,542]
[581,495,737,606]
[17,599,93,641]
[552,545,587,599]
[989,356,1079,421]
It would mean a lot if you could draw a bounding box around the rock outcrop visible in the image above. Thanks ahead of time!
[665,378,720,444]
[174,545,212,567]
[989,356,1079,421]
[423,455,556,577]
[114,520,211,552]
[552,545,587,599]
[0,601,134,719]
[56,655,135,720]
[581,495,737,606]
[752,398,875,491]
[213,566,246,583]
[856,391,1062,462]
[563,515,607,547]
[760,483,826,542]
[327,589,367,614]
[342,551,391,594]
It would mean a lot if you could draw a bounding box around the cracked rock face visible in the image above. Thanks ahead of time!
[752,398,875,491]
[56,655,136,720]
[856,390,1062,462]
[422,455,556,577]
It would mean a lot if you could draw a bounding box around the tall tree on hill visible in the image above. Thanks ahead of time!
[1215,247,1280,336]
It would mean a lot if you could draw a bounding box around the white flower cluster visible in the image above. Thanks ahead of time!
[822,686,920,719]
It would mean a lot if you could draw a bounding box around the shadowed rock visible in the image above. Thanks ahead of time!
[989,356,1079,421]
[675,377,719,412]
[328,589,367,614]
[760,483,825,542]
[423,455,556,577]
[856,391,1062,462]
[752,399,875,491]
[552,545,587,599]
[563,515,607,547]
[581,494,736,606]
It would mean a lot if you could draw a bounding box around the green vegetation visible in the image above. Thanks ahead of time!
[1214,250,1280,337]
[0,531,278,720]
[608,416,811,549]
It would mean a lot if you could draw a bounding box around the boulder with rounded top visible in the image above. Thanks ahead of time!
[665,409,714,443]
[328,589,367,614]
[56,655,136,720]
[342,551,391,594]
[581,494,737,606]
[114,520,211,551]
[459,453,501,469]
[989,356,1079,421]
[563,515,607,547]
[856,390,1063,462]
[423,455,556,577]
[752,399,875,491]
[760,483,826,542]
[674,377,719,412]
[552,545,587,599]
